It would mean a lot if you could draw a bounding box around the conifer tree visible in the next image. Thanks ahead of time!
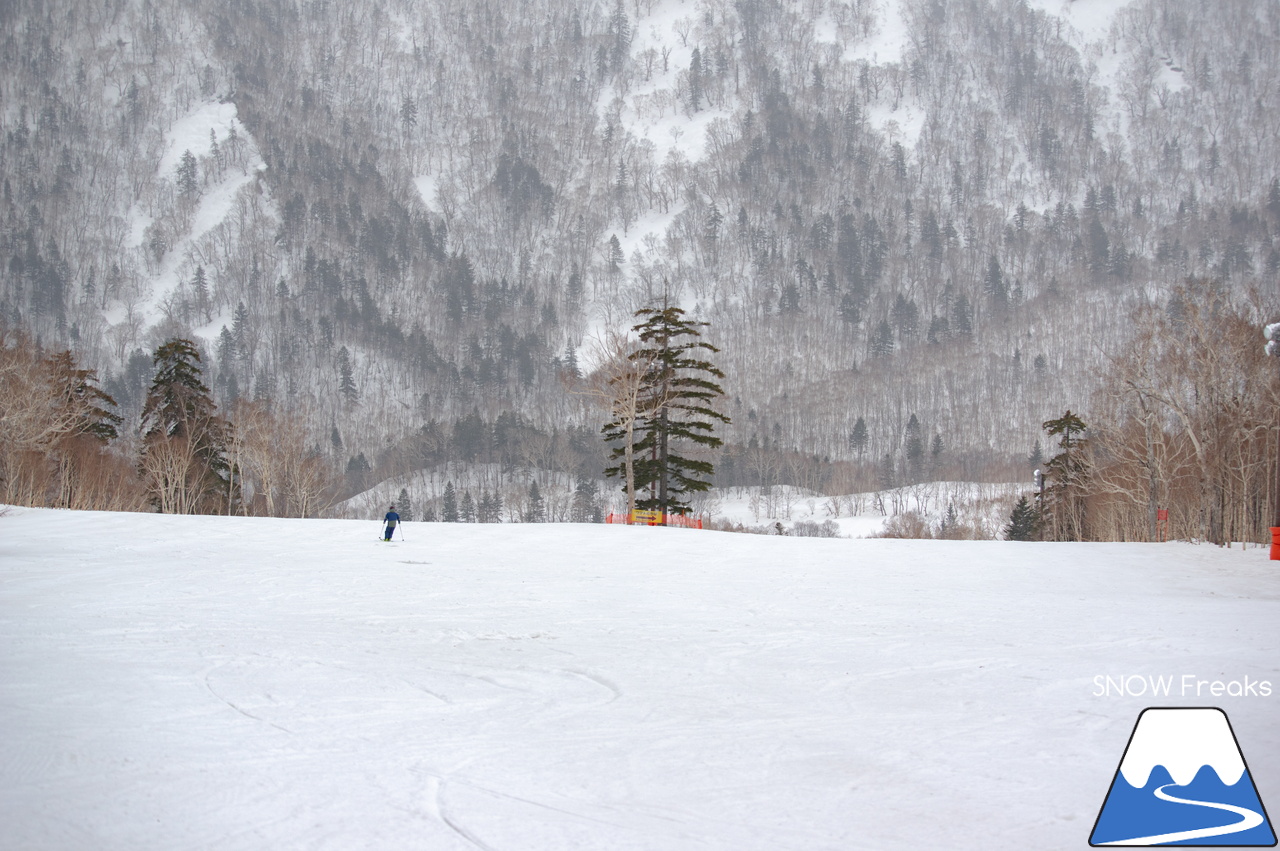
[396,487,413,522]
[478,487,503,523]
[191,266,211,323]
[904,413,924,482]
[1041,410,1089,540]
[478,488,498,523]
[139,339,233,514]
[604,303,729,518]
[848,417,869,456]
[176,150,199,197]
[524,479,545,522]
[1003,495,1040,541]
[45,350,122,443]
[571,474,600,522]
[337,346,358,405]
[460,490,476,522]
[442,480,459,522]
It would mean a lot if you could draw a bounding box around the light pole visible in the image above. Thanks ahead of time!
[1266,322,1280,558]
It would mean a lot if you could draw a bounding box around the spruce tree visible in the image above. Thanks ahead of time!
[337,346,358,405]
[396,487,413,522]
[571,474,599,523]
[139,338,233,513]
[904,413,924,482]
[849,417,869,456]
[478,488,497,523]
[604,303,729,518]
[176,150,199,197]
[191,266,211,323]
[1003,495,1040,541]
[460,490,476,522]
[442,480,459,522]
[524,479,545,522]
[46,350,122,442]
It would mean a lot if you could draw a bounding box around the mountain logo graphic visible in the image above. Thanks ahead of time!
[1090,707,1276,846]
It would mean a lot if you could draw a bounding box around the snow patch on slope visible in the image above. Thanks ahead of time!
[123,100,267,331]
[1027,0,1135,45]
[157,101,242,177]
[845,0,910,64]
[619,0,734,166]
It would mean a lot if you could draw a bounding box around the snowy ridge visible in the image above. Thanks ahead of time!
[1118,708,1247,788]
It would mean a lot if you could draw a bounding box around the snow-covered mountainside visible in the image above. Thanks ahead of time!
[2,0,1279,496]
[2,507,1277,848]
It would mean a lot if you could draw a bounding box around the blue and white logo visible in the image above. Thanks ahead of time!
[1090,707,1276,846]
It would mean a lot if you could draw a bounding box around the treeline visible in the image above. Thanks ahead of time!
[1025,280,1278,545]
[0,329,342,517]
[2,0,1279,503]
[0,327,143,510]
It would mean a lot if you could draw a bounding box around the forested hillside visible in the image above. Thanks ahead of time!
[2,0,1278,509]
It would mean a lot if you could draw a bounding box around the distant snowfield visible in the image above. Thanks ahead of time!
[121,100,267,332]
[3,508,1277,850]
[1026,0,1136,45]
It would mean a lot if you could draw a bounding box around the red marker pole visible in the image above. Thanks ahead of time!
[1266,323,1280,559]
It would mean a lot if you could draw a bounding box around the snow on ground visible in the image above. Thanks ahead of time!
[710,481,1021,538]
[3,507,1277,849]
[1026,0,1136,46]
[414,173,439,214]
[841,0,926,149]
[121,100,266,331]
[618,0,734,166]
[845,0,909,64]
[1027,0,1142,140]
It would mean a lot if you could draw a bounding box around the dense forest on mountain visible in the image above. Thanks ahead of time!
[1,0,1278,534]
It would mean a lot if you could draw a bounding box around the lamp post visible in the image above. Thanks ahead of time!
[1266,322,1280,559]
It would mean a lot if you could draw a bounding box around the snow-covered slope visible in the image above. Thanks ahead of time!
[2,508,1276,849]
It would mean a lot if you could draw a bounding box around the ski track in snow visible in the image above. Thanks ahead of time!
[1,508,1277,849]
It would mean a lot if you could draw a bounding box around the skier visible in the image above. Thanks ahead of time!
[383,504,400,541]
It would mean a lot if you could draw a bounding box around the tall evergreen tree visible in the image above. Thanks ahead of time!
[139,339,233,514]
[45,350,122,443]
[396,487,413,522]
[191,266,211,323]
[870,319,895,357]
[688,47,703,112]
[571,474,600,523]
[442,480,459,522]
[1041,410,1089,541]
[904,413,924,482]
[337,346,358,405]
[605,303,729,518]
[848,417,869,456]
[524,479,545,522]
[176,150,199,197]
